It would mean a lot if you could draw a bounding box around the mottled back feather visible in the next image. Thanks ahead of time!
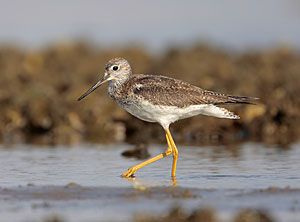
[117,74,256,108]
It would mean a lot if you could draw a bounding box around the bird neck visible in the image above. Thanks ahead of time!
[108,77,128,96]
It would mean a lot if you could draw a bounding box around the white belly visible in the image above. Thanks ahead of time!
[118,100,239,130]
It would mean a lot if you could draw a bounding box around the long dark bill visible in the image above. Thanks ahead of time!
[77,76,108,101]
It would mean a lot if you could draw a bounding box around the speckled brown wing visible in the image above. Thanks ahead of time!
[125,74,256,108]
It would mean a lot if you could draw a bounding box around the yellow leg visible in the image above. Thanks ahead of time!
[166,129,179,178]
[121,145,173,178]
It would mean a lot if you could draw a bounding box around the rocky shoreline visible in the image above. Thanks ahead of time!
[0,43,299,146]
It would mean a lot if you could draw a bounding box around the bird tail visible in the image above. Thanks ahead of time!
[198,105,240,119]
[226,95,259,105]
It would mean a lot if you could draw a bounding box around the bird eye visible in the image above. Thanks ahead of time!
[112,65,119,71]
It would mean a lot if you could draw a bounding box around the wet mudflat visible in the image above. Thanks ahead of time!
[0,143,299,221]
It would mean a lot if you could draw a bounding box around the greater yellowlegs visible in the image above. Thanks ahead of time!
[78,58,257,178]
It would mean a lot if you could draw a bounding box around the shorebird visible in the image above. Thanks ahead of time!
[78,58,257,178]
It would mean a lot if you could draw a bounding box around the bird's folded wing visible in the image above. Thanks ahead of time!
[128,75,257,108]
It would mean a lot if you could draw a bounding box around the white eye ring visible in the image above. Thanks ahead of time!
[111,65,119,71]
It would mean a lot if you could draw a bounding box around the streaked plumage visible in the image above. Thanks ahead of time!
[113,74,254,107]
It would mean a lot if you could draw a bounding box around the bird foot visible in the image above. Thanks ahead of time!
[121,167,137,178]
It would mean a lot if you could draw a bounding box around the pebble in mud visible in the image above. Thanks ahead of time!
[121,143,151,160]
[135,206,217,222]
[234,209,274,222]
[135,206,274,222]
[43,215,65,222]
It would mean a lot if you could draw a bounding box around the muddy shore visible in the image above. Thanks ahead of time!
[0,43,299,146]
[0,185,299,222]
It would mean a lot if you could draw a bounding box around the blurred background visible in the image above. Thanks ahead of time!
[0,0,299,147]
[1,2,300,222]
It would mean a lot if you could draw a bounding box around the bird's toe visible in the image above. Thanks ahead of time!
[121,167,137,178]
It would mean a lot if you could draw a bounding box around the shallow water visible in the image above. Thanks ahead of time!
[1,143,299,189]
[0,143,299,221]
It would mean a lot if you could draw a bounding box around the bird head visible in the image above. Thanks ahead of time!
[77,58,131,101]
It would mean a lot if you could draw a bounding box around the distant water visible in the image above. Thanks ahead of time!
[0,1,300,52]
